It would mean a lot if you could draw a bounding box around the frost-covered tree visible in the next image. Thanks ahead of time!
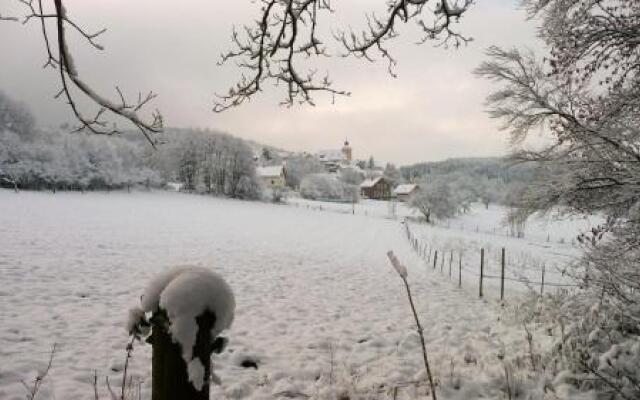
[300,173,355,202]
[367,156,376,170]
[475,177,502,209]
[383,163,403,187]
[477,1,640,396]
[409,179,458,223]
[0,125,160,191]
[157,129,260,198]
[339,167,364,186]
[284,155,324,189]
[0,91,35,140]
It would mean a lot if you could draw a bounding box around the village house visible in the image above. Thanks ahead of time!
[317,139,353,172]
[256,165,286,189]
[393,183,419,202]
[360,176,392,200]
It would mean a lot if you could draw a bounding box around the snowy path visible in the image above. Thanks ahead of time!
[0,190,537,400]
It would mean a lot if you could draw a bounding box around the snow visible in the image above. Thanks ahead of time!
[187,358,206,391]
[393,184,418,195]
[126,307,147,336]
[0,189,594,399]
[153,267,235,361]
[359,177,382,188]
[316,149,345,162]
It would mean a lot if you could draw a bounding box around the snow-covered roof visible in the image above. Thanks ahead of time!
[317,149,345,162]
[394,184,418,195]
[360,177,383,188]
[256,165,284,178]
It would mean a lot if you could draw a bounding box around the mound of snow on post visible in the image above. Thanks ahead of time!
[141,266,235,387]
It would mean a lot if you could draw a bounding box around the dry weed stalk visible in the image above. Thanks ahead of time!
[387,250,437,400]
[24,343,57,400]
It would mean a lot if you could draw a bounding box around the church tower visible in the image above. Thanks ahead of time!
[341,138,352,163]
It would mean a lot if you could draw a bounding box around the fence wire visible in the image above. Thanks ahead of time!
[402,222,581,297]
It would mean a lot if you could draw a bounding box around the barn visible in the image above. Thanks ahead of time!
[360,176,392,200]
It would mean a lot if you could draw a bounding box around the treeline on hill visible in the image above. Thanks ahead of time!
[398,158,537,223]
[0,91,260,198]
[401,158,536,204]
[150,129,260,199]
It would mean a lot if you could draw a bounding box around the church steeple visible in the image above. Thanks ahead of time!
[341,138,352,162]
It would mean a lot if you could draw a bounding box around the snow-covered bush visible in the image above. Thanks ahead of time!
[300,173,356,202]
[510,290,640,399]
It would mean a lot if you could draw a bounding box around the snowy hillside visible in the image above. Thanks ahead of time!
[0,190,582,399]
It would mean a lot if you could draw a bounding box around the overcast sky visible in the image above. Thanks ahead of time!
[0,0,542,165]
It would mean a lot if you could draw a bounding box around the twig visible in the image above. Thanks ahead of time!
[120,336,136,400]
[25,343,57,400]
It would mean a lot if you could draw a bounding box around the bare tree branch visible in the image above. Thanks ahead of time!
[11,0,163,146]
[216,0,474,111]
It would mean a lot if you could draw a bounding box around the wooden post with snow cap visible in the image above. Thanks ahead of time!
[136,267,235,400]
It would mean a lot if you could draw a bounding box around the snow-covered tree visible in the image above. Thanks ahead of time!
[383,163,403,187]
[409,179,459,223]
[0,91,35,140]
[284,155,325,189]
[300,173,354,202]
[477,1,640,396]
[339,167,364,186]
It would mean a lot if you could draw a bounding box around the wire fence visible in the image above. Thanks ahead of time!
[402,221,582,300]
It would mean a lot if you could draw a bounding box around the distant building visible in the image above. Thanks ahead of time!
[360,176,392,200]
[393,184,419,202]
[341,139,352,162]
[256,165,286,189]
[317,139,354,172]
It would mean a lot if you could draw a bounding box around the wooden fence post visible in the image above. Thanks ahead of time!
[500,247,505,301]
[458,253,462,288]
[479,248,485,298]
[150,309,219,400]
[433,251,438,269]
[540,264,546,296]
[449,251,453,279]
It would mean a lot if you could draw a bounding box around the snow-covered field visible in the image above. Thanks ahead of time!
[0,190,585,399]
[288,197,597,299]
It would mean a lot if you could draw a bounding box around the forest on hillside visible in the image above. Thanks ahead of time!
[0,91,261,198]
